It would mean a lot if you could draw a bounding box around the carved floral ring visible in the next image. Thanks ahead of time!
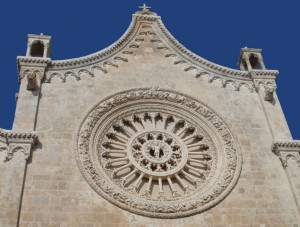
[75,88,242,218]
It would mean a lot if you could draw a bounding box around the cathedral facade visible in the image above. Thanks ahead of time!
[0,6,300,226]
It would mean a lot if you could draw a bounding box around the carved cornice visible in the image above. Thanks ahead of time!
[154,19,251,80]
[18,9,278,93]
[45,14,251,76]
[18,57,51,66]
[0,129,37,140]
[17,57,50,83]
[147,22,255,91]
[48,16,140,69]
[43,16,255,91]
[272,140,300,168]
[0,128,38,162]
[134,14,160,21]
[250,70,279,79]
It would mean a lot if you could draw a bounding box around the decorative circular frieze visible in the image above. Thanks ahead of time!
[75,87,242,218]
[126,129,189,179]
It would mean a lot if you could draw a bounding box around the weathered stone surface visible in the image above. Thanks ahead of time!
[0,5,299,227]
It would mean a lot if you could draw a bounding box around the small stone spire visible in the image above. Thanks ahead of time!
[26,34,52,58]
[237,48,266,71]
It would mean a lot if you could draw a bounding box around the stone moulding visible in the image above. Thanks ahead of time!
[0,128,38,162]
[17,9,278,92]
[272,140,300,168]
[253,78,277,101]
[17,57,50,83]
[74,87,242,218]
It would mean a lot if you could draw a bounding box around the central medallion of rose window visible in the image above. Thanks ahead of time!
[131,131,184,175]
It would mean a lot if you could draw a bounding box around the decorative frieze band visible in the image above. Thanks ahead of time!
[16,7,279,96]
[17,57,50,86]
[272,140,300,168]
[0,129,38,162]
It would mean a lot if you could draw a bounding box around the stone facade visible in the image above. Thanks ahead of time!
[0,5,300,227]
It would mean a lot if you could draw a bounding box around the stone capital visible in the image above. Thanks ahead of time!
[0,129,38,162]
[252,77,277,101]
[272,140,300,168]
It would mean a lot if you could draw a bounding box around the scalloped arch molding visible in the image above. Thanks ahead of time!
[18,8,278,92]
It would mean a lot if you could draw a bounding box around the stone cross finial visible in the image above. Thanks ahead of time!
[139,3,151,12]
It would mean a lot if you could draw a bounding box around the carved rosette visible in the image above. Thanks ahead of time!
[75,88,242,218]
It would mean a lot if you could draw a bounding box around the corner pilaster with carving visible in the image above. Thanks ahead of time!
[0,128,38,162]
[272,140,300,214]
[247,69,292,140]
[0,128,38,226]
[13,59,49,131]
[14,57,51,131]
[251,70,278,102]
[18,58,50,91]
[13,34,52,131]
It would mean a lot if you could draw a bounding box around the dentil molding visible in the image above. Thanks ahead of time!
[0,129,38,162]
[17,7,278,94]
[272,141,300,168]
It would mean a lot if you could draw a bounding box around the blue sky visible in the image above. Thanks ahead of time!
[0,1,299,139]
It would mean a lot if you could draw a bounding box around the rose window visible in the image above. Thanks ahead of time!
[75,88,242,218]
[101,113,213,200]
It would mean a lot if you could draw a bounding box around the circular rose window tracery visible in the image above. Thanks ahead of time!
[75,88,242,218]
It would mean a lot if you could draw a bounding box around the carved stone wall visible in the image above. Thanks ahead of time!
[1,6,299,227]
[16,45,299,225]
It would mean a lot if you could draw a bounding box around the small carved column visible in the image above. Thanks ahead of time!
[258,57,266,70]
[0,129,37,226]
[243,56,252,71]
[25,42,31,57]
[43,43,49,58]
[272,141,300,214]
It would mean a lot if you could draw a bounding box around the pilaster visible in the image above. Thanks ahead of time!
[272,141,300,214]
[0,129,37,227]
[13,34,51,131]
[237,47,292,140]
[13,58,50,131]
[251,70,292,140]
